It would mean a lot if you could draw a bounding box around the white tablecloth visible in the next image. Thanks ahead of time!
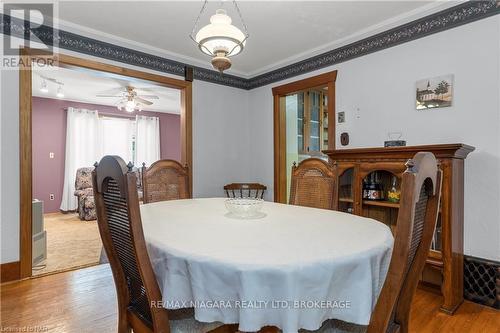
[141,198,393,333]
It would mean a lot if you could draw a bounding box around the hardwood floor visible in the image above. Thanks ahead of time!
[1,264,499,333]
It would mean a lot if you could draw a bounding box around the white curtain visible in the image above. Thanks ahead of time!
[98,116,135,163]
[60,108,99,211]
[135,115,160,167]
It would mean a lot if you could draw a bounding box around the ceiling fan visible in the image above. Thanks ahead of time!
[96,86,159,112]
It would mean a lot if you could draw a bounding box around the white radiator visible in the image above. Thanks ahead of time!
[32,200,47,265]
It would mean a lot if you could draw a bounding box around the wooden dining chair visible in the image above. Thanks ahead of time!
[300,152,442,333]
[141,159,190,204]
[224,183,267,199]
[92,156,223,333]
[289,158,337,210]
[366,152,442,333]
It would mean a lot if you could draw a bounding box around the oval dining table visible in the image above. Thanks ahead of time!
[140,198,394,333]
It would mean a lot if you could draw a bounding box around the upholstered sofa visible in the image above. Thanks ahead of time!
[74,167,97,221]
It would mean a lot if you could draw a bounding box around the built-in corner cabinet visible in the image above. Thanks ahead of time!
[324,144,475,315]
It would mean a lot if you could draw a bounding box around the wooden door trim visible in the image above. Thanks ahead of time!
[18,48,192,279]
[19,49,32,279]
[272,70,337,203]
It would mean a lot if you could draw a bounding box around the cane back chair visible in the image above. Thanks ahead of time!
[92,156,222,333]
[289,158,337,210]
[141,160,190,204]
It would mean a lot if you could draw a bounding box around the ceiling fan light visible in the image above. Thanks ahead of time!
[125,100,135,112]
[56,86,64,98]
[40,80,48,93]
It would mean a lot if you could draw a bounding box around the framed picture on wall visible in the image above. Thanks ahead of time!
[415,74,454,110]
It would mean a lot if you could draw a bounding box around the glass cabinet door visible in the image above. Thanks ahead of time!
[308,91,321,153]
[431,205,443,251]
[297,92,305,154]
[338,168,354,214]
[284,88,329,201]
[322,94,328,151]
[293,90,328,157]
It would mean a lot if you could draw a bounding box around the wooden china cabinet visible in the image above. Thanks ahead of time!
[324,144,474,314]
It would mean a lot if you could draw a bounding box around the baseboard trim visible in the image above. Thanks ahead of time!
[464,255,500,309]
[0,261,21,283]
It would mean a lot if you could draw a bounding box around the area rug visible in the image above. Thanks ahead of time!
[32,213,103,276]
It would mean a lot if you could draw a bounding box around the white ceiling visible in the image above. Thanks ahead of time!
[55,1,456,77]
[32,64,181,114]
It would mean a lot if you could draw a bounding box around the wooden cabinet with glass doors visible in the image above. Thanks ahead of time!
[325,144,474,315]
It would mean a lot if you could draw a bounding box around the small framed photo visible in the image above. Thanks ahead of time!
[337,111,345,123]
[416,74,453,110]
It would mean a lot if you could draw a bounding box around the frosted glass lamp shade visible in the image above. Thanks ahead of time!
[125,100,135,112]
[195,9,246,57]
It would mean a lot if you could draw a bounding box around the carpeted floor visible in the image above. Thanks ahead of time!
[32,212,103,276]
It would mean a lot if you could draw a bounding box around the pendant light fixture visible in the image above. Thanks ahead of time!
[190,0,249,73]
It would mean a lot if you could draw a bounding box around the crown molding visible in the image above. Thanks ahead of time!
[0,13,249,89]
[245,1,457,78]
[54,17,248,78]
[246,0,500,89]
[1,1,499,90]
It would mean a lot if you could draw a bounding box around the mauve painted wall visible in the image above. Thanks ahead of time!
[32,97,180,213]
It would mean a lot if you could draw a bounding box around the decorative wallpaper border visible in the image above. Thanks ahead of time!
[0,13,249,89]
[1,1,499,90]
[247,0,500,89]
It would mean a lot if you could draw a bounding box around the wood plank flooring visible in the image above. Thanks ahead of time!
[1,264,499,333]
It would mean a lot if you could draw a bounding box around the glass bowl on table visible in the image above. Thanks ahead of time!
[224,198,264,219]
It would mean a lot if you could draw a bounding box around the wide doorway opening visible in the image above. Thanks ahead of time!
[272,71,337,203]
[19,51,192,279]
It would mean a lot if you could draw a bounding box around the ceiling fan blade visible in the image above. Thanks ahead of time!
[96,94,124,97]
[135,97,154,105]
[137,95,160,99]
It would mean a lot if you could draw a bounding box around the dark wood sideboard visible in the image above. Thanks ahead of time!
[324,143,475,314]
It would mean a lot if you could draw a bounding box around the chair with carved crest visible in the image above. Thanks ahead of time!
[141,160,190,204]
[289,158,337,210]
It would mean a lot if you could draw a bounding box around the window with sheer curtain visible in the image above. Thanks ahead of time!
[135,115,160,167]
[99,116,135,163]
[98,115,160,166]
[60,109,160,211]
